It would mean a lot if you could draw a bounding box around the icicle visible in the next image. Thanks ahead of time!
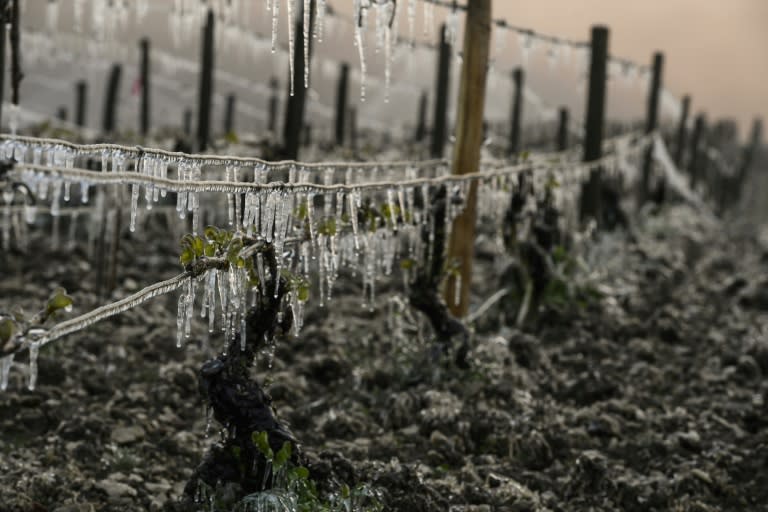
[348,191,359,250]
[28,342,40,391]
[0,354,13,391]
[315,0,326,42]
[256,252,267,296]
[240,315,247,351]
[354,9,367,102]
[129,183,140,232]
[271,0,280,53]
[218,269,229,332]
[287,0,295,96]
[207,270,217,333]
[226,166,234,226]
[176,288,187,348]
[303,0,311,88]
[386,188,397,230]
[63,182,71,202]
[50,181,62,217]
[453,273,462,307]
[233,166,241,231]
[273,191,289,257]
[306,192,316,247]
[384,24,392,103]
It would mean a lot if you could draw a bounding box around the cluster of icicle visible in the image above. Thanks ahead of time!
[0,132,651,393]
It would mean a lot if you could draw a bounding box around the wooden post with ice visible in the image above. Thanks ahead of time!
[197,9,215,151]
[673,95,691,167]
[580,26,609,224]
[102,63,122,134]
[507,67,524,157]
[431,24,452,158]
[139,38,150,137]
[557,107,569,151]
[640,52,664,204]
[75,80,87,128]
[445,0,492,317]
[283,0,316,160]
[335,63,349,146]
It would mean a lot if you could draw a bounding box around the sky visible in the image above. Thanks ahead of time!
[489,0,768,139]
[18,0,767,142]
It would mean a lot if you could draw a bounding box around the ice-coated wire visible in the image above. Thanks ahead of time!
[0,134,449,173]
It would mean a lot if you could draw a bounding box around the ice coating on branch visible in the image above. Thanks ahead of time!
[0,354,13,391]
[315,0,326,42]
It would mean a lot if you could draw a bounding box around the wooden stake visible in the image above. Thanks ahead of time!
[183,108,192,136]
[508,67,524,157]
[431,24,452,158]
[224,93,236,134]
[102,63,122,134]
[580,25,609,224]
[557,107,569,151]
[267,77,279,135]
[640,52,664,203]
[75,80,87,128]
[688,113,706,189]
[673,95,691,167]
[283,0,316,160]
[197,9,215,151]
[416,90,428,142]
[56,106,67,122]
[335,63,349,146]
[139,38,150,136]
[445,0,491,317]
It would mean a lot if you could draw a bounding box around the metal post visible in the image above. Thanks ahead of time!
[673,95,691,167]
[640,52,664,203]
[334,63,349,146]
[431,24,452,158]
[139,38,150,136]
[102,63,122,134]
[283,0,316,159]
[508,67,524,157]
[557,107,569,151]
[75,80,87,127]
[197,9,215,151]
[416,90,428,142]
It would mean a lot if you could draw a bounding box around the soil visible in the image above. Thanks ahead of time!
[1,203,767,512]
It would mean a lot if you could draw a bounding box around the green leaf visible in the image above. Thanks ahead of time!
[46,289,73,317]
[204,225,219,241]
[293,466,309,480]
[275,441,292,469]
[180,248,194,266]
[224,131,239,144]
[191,236,204,257]
[297,282,310,302]
[204,242,216,257]
[252,431,273,460]
[400,258,414,270]
[341,483,351,499]
[0,318,15,344]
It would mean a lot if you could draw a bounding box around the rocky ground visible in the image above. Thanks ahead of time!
[1,202,768,512]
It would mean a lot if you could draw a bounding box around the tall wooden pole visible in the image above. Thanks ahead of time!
[283,0,316,159]
[508,67,524,157]
[139,37,150,136]
[75,80,87,127]
[416,90,428,142]
[334,62,349,146]
[673,95,691,167]
[431,24,452,158]
[197,9,215,151]
[739,118,763,183]
[557,107,569,151]
[445,0,491,317]
[640,52,664,203]
[102,63,122,134]
[579,26,609,224]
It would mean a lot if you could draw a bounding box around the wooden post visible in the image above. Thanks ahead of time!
[349,107,358,151]
[738,118,763,183]
[431,24,452,158]
[56,106,67,122]
[557,107,569,151]
[445,0,491,317]
[580,25,609,224]
[183,108,192,136]
[224,93,236,134]
[334,62,349,146]
[102,63,122,134]
[139,37,150,136]
[75,80,87,127]
[283,0,316,159]
[416,90,428,142]
[267,77,279,135]
[673,94,691,167]
[688,113,706,189]
[508,67,524,157]
[197,9,215,151]
[640,52,664,203]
